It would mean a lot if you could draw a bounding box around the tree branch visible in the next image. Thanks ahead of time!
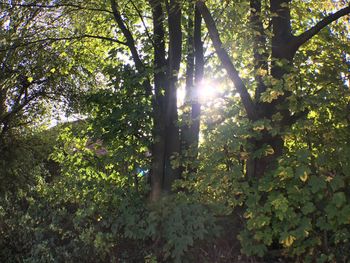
[110,0,144,71]
[293,5,350,50]
[196,1,257,120]
[129,0,155,47]
[0,3,114,14]
[1,83,48,126]
[110,0,152,96]
[0,35,127,52]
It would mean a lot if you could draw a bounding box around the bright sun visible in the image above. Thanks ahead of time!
[177,79,217,105]
[198,79,217,102]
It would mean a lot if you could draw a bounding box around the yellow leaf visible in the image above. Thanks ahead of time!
[265,146,275,156]
[308,111,317,118]
[244,212,252,219]
[300,171,308,182]
[257,68,268,76]
[282,235,296,247]
[253,125,265,131]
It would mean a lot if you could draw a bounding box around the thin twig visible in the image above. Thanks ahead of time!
[0,35,127,52]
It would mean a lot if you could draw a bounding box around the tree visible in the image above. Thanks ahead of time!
[7,0,346,201]
[0,0,111,145]
[87,0,350,200]
[197,0,350,179]
[107,0,206,200]
[194,0,350,258]
[1,0,350,261]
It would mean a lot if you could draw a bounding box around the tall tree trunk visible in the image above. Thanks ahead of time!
[0,88,8,143]
[180,0,195,163]
[149,0,167,201]
[163,0,182,191]
[148,0,183,198]
[190,6,204,161]
[247,0,294,178]
[181,2,204,173]
[0,88,7,126]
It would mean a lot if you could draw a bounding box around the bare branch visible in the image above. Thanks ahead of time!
[1,82,48,126]
[0,3,113,14]
[293,5,350,50]
[0,35,127,52]
[196,1,257,120]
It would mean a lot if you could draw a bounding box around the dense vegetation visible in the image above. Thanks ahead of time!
[1,0,350,262]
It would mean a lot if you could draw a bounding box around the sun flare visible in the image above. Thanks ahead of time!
[177,79,218,106]
[198,79,217,102]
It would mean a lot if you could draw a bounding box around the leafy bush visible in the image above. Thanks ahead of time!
[1,127,219,262]
[239,146,350,262]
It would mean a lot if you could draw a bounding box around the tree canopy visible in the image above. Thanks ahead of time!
[1,0,350,262]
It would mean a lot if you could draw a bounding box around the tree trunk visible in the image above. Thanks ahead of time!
[162,0,182,192]
[148,0,183,199]
[181,3,203,173]
[0,88,7,138]
[190,7,204,161]
[246,134,284,179]
[246,0,295,179]
[149,0,167,201]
